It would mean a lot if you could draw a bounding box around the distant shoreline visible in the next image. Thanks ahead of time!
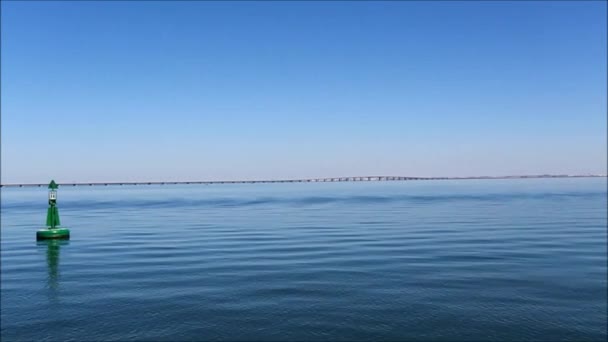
[1,174,606,188]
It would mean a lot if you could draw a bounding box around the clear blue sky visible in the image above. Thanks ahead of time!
[1,1,606,183]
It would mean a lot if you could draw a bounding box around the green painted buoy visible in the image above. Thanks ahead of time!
[37,180,70,240]
[37,227,70,240]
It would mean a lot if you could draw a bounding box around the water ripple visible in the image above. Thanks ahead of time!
[1,179,606,341]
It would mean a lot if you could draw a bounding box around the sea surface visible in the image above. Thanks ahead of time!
[1,178,607,341]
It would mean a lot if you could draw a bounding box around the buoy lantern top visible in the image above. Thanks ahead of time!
[48,180,58,189]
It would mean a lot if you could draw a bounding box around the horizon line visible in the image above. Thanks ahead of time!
[1,174,606,188]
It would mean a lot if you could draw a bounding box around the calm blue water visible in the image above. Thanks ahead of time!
[1,178,606,341]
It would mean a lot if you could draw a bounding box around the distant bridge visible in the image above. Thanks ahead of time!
[0,174,603,188]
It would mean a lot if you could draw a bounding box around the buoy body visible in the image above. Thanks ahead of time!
[37,228,70,240]
[39,180,71,240]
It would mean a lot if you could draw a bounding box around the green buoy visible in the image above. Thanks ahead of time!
[37,180,70,240]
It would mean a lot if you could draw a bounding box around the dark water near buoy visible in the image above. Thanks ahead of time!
[1,178,606,341]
